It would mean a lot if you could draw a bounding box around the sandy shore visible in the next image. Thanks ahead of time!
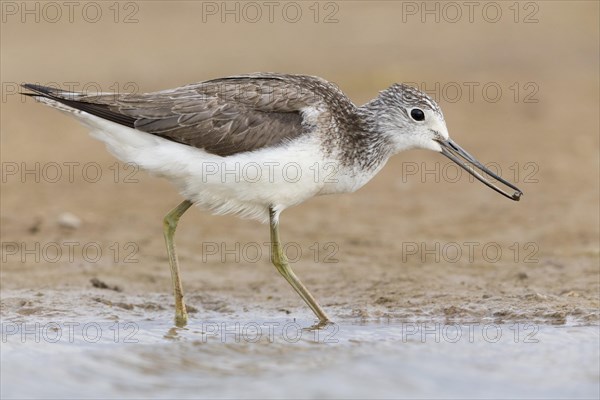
[1,0,598,332]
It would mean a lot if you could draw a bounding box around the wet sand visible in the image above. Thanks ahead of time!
[2,315,599,399]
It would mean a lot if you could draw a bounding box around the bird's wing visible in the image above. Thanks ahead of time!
[23,74,353,157]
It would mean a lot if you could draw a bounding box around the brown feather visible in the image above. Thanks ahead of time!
[23,74,355,157]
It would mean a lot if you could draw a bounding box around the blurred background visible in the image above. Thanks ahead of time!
[1,1,599,399]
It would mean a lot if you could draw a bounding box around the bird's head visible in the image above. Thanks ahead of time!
[362,83,522,201]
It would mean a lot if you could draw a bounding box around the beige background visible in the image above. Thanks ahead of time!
[1,1,598,324]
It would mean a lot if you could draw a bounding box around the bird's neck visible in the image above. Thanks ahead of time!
[333,104,397,171]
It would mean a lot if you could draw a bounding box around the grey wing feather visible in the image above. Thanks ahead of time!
[23,74,352,157]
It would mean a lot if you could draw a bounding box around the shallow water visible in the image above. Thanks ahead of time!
[2,316,598,399]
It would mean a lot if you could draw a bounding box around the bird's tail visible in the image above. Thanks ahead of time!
[21,83,95,115]
[21,83,136,127]
[21,83,67,97]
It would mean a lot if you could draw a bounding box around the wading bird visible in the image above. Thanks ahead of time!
[23,74,522,327]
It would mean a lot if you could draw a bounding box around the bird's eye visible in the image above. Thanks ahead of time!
[410,108,425,122]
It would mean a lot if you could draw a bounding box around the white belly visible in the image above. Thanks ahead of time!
[76,112,384,222]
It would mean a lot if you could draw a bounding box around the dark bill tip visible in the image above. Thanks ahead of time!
[436,138,523,201]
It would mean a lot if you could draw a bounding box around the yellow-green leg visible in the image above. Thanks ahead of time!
[163,199,193,327]
[269,207,331,325]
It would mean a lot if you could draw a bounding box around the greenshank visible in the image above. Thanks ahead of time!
[23,73,523,326]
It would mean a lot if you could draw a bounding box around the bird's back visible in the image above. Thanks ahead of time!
[23,73,357,157]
